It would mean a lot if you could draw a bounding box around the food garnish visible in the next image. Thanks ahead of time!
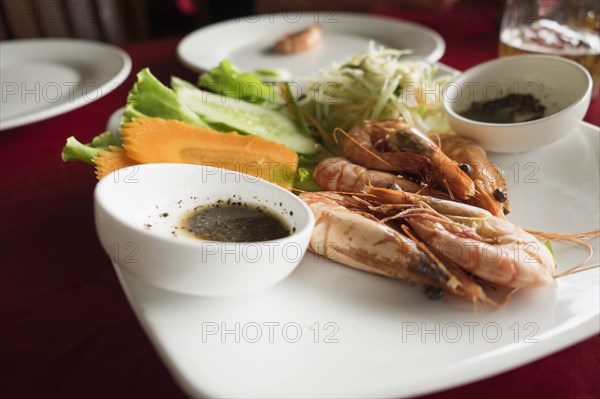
[61,131,120,164]
[198,60,277,104]
[123,68,209,128]
[62,66,317,186]
[174,77,317,154]
[121,118,298,187]
[300,43,455,136]
[94,146,138,180]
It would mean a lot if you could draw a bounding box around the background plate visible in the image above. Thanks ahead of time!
[110,119,599,397]
[0,39,131,131]
[177,12,445,78]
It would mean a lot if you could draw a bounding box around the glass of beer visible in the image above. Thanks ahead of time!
[499,0,600,97]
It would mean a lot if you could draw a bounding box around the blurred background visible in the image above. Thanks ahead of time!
[0,0,470,43]
[2,0,597,92]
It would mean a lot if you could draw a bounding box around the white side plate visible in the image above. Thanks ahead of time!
[0,39,131,131]
[111,120,599,397]
[177,12,445,78]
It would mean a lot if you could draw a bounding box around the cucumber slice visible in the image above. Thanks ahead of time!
[175,85,318,155]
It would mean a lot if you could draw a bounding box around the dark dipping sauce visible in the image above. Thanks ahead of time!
[182,202,291,242]
[460,94,546,124]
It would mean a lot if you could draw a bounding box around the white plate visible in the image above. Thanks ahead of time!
[177,12,445,78]
[0,39,131,131]
[109,119,599,397]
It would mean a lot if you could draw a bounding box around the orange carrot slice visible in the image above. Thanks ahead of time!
[121,118,298,187]
[94,146,139,180]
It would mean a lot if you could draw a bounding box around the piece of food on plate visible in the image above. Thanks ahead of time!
[365,186,554,289]
[94,146,139,180]
[312,157,450,198]
[62,131,120,164]
[122,68,209,128]
[300,191,489,303]
[301,187,556,305]
[172,76,318,155]
[273,23,323,54]
[121,118,298,187]
[198,60,279,104]
[300,43,454,136]
[61,68,210,165]
[340,118,475,200]
[440,135,511,216]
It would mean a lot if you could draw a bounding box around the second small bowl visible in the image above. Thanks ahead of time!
[443,55,592,153]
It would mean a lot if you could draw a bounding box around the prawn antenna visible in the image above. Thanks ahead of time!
[332,127,394,169]
[526,229,600,279]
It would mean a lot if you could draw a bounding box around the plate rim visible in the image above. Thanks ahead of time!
[177,11,446,74]
[0,38,132,131]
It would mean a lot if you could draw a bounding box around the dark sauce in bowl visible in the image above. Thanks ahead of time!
[181,201,291,242]
[460,94,546,124]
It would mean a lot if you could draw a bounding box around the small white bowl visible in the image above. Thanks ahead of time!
[94,164,314,296]
[443,55,593,153]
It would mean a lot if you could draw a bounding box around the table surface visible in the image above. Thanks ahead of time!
[1,4,599,398]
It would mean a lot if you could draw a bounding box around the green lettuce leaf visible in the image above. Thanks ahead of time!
[544,240,557,265]
[293,152,328,191]
[198,60,276,104]
[61,132,118,164]
[121,68,208,127]
[173,81,318,154]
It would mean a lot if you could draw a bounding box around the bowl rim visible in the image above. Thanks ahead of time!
[94,163,315,250]
[442,54,593,128]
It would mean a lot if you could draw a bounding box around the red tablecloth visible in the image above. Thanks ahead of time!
[1,7,599,399]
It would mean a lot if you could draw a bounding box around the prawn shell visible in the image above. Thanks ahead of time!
[408,216,555,288]
[313,157,449,198]
[300,192,449,286]
[364,186,555,288]
[341,119,475,200]
[440,136,511,216]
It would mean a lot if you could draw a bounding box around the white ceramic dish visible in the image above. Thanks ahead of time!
[443,55,593,153]
[0,39,131,131]
[111,121,599,398]
[95,164,314,296]
[177,12,445,78]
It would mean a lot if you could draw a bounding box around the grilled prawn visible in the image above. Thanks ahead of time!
[341,119,475,200]
[365,187,555,288]
[313,157,450,198]
[300,191,491,302]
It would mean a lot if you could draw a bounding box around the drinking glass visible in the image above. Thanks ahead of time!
[499,0,600,97]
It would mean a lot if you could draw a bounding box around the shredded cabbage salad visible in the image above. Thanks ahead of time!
[301,42,456,136]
